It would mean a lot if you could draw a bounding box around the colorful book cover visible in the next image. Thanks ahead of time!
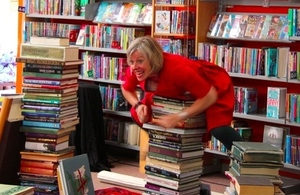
[58,154,94,195]
[210,13,224,37]
[266,87,287,119]
[237,14,249,38]
[244,15,261,38]
[266,15,283,40]
[216,14,229,37]
[243,87,258,114]
[155,10,171,33]
[228,14,243,38]
[259,15,273,39]
[253,15,266,39]
[278,15,289,40]
[223,14,235,38]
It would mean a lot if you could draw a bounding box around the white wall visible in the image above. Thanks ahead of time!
[0,0,18,51]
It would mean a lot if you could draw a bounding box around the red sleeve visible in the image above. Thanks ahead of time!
[121,67,139,91]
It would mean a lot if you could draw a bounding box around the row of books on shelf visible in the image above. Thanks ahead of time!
[156,0,197,5]
[94,2,152,25]
[80,52,128,80]
[80,25,146,49]
[104,118,140,146]
[208,13,289,41]
[25,0,89,16]
[157,38,195,57]
[24,22,81,45]
[154,10,196,34]
[197,43,295,80]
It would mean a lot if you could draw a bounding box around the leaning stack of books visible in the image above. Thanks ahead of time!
[142,95,206,195]
[16,36,83,194]
[224,141,285,195]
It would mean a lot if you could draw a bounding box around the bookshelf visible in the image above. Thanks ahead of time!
[201,1,300,179]
[151,0,218,57]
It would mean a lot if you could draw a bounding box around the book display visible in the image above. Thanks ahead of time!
[197,0,300,183]
[16,37,83,194]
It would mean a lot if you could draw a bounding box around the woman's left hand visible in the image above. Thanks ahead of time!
[151,114,181,129]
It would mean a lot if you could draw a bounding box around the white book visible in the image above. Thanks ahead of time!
[155,10,171,33]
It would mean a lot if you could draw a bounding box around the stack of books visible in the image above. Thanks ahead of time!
[17,36,83,194]
[225,141,285,195]
[142,95,206,195]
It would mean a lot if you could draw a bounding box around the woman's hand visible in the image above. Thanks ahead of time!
[151,114,182,129]
[136,104,149,123]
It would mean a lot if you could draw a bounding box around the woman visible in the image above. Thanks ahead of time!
[121,36,243,150]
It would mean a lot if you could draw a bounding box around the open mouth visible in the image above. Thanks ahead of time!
[133,69,144,79]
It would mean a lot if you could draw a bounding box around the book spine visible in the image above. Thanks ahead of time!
[25,63,65,70]
[25,141,63,152]
[145,183,179,195]
[23,67,65,74]
[145,165,180,179]
[21,160,58,169]
[20,166,57,176]
[16,57,67,65]
[148,145,183,158]
[20,126,59,134]
[23,78,62,85]
[149,133,181,143]
[25,132,59,139]
[26,136,58,143]
[23,71,63,79]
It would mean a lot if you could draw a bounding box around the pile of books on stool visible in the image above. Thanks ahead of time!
[142,95,207,195]
[224,141,285,195]
[17,36,83,194]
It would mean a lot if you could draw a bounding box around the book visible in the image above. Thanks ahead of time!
[30,36,70,46]
[145,182,200,195]
[97,170,146,191]
[263,125,290,150]
[234,174,275,195]
[148,145,204,159]
[266,87,287,119]
[20,165,57,176]
[20,125,76,136]
[243,87,258,114]
[16,57,84,66]
[244,15,261,38]
[155,10,171,33]
[223,14,235,38]
[260,15,273,39]
[216,14,229,37]
[228,14,243,38]
[23,77,78,87]
[231,141,284,164]
[144,164,202,179]
[23,71,79,80]
[22,117,79,129]
[146,156,203,171]
[58,153,94,195]
[23,66,78,75]
[25,140,69,152]
[20,43,80,61]
[211,13,224,36]
[26,132,70,143]
[230,159,281,177]
[143,123,206,135]
[20,148,74,163]
[0,184,34,195]
[253,15,267,39]
[20,159,58,170]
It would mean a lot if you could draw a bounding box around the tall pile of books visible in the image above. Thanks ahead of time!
[16,36,83,194]
[142,95,206,195]
[224,141,285,195]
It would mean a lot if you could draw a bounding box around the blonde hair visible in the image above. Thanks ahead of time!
[127,36,164,74]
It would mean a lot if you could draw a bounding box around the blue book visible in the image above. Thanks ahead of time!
[266,87,287,119]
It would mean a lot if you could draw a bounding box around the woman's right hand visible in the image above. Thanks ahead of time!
[135,104,149,123]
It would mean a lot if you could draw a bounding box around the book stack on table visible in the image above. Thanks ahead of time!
[17,36,83,195]
[142,95,207,195]
[224,141,285,195]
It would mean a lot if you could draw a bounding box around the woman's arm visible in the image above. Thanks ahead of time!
[152,86,218,128]
[121,85,149,123]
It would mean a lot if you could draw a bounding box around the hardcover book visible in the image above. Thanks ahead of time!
[243,87,258,114]
[30,36,70,46]
[266,87,287,119]
[16,57,84,66]
[0,184,34,195]
[155,10,171,34]
[231,141,284,164]
[263,125,290,150]
[58,153,94,195]
[20,43,79,61]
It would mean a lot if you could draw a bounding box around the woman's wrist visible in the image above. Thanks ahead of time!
[177,111,188,120]
[133,101,143,110]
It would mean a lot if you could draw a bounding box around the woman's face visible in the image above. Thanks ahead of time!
[128,50,152,81]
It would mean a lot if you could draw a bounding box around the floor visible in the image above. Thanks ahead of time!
[91,147,229,194]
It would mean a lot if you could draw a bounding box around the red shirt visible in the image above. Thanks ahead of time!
[122,53,234,131]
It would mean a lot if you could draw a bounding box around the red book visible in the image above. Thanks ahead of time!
[20,159,58,170]
[20,165,57,176]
